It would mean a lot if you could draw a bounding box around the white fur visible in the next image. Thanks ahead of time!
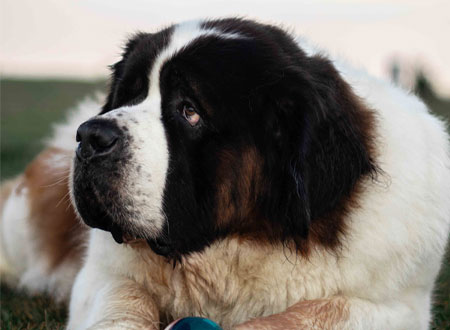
[1,183,32,278]
[47,97,103,152]
[2,19,449,329]
[67,22,450,329]
[98,102,169,238]
[0,98,100,301]
[0,179,80,302]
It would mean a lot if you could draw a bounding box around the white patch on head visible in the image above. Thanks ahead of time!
[148,20,243,99]
[96,21,245,238]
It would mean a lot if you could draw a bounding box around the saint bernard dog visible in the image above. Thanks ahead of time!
[1,18,450,330]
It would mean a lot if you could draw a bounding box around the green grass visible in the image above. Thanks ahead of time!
[1,78,106,180]
[0,284,66,330]
[432,248,450,329]
[0,78,449,328]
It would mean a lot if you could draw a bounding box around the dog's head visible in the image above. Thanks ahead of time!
[71,18,376,259]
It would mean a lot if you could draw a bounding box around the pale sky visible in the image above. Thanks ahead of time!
[1,0,449,96]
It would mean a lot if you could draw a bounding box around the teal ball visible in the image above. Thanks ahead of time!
[171,317,222,330]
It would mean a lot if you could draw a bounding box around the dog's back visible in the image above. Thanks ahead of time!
[0,100,98,301]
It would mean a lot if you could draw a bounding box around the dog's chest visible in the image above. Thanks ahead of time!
[132,239,341,329]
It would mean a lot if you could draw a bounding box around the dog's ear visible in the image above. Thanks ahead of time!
[259,55,376,248]
[101,32,151,114]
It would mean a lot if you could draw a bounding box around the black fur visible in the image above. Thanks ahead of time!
[101,26,174,113]
[77,18,376,258]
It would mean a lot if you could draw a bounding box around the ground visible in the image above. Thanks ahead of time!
[0,78,449,329]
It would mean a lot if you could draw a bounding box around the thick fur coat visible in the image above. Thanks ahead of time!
[1,18,449,330]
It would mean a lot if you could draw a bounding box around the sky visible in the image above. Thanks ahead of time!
[1,0,449,96]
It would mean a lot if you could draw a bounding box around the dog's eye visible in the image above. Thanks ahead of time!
[181,104,200,127]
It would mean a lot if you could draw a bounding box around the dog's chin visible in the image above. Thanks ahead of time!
[108,224,175,258]
[77,206,148,246]
[73,173,175,256]
[109,223,146,245]
[73,172,141,245]
[75,194,173,255]
[102,220,176,258]
[75,203,127,244]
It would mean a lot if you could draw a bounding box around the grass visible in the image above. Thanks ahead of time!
[0,284,66,330]
[1,78,106,179]
[0,77,449,329]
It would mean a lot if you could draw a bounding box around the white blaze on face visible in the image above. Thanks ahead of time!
[100,101,168,238]
[147,20,242,99]
[97,21,243,237]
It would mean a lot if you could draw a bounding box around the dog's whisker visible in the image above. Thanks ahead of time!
[40,175,70,188]
[55,190,72,208]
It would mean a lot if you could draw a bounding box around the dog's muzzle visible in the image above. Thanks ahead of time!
[73,118,127,235]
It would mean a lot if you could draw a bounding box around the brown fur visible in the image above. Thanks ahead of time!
[24,147,87,270]
[307,95,378,252]
[214,93,377,257]
[297,68,378,256]
[215,147,263,228]
[235,297,350,330]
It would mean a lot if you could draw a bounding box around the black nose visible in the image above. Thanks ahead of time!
[76,119,120,160]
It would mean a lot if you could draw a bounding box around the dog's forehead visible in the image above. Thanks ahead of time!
[147,20,244,99]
